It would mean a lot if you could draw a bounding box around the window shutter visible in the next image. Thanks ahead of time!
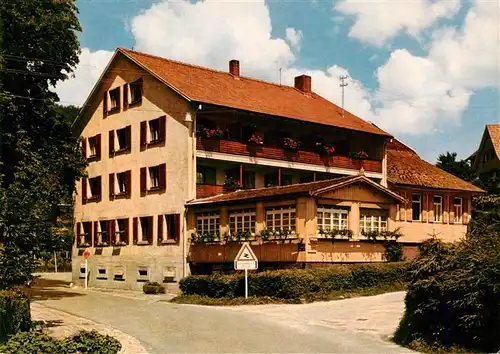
[140,121,147,146]
[82,178,87,205]
[463,197,468,225]
[148,216,153,244]
[158,215,163,243]
[116,86,121,109]
[123,218,130,245]
[81,138,87,158]
[125,170,131,196]
[140,167,147,193]
[109,130,115,155]
[126,125,132,150]
[75,222,81,246]
[123,84,129,108]
[108,219,115,245]
[103,92,108,115]
[109,173,114,199]
[159,115,166,142]
[173,214,181,241]
[96,176,102,201]
[159,163,166,191]
[88,222,93,246]
[95,134,101,159]
[133,217,138,245]
[93,221,98,247]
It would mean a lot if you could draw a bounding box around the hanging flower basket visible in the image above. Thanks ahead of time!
[248,133,264,145]
[283,137,300,151]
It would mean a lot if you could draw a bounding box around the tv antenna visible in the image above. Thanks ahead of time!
[339,75,349,117]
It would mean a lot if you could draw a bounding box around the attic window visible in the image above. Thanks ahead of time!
[107,87,120,112]
[129,79,143,105]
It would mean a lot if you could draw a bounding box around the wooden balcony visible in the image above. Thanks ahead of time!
[196,184,226,199]
[196,137,382,173]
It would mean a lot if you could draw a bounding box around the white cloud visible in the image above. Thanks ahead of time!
[335,0,461,46]
[130,0,294,81]
[285,28,303,51]
[53,48,113,106]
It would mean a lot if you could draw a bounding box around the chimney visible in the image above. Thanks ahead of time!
[294,75,312,93]
[229,59,240,76]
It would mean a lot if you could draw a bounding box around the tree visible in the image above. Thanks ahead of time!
[0,0,86,288]
[436,152,473,181]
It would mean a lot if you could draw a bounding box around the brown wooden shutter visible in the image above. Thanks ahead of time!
[125,170,131,196]
[75,222,81,246]
[173,214,181,241]
[108,219,115,245]
[463,197,468,225]
[123,218,129,245]
[109,173,114,199]
[159,116,166,142]
[140,121,147,146]
[87,222,93,246]
[103,92,108,115]
[116,86,121,110]
[140,167,147,193]
[93,221,98,247]
[96,176,102,201]
[159,163,166,191]
[95,134,101,158]
[148,216,153,244]
[158,215,163,243]
[133,217,138,245]
[123,84,128,109]
[109,130,115,155]
[82,178,87,205]
[81,138,87,158]
[126,125,132,150]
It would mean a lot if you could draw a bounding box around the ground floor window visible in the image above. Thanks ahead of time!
[317,206,348,232]
[266,207,296,231]
[360,209,388,233]
[433,195,443,222]
[454,197,463,223]
[196,213,220,235]
[229,209,256,234]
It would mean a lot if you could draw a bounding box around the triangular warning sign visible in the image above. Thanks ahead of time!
[235,242,257,262]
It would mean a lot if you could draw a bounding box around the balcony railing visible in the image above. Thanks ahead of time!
[196,137,382,173]
[196,184,226,199]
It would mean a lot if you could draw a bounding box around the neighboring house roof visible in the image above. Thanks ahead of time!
[486,124,500,159]
[387,139,485,193]
[116,48,390,137]
[187,175,405,206]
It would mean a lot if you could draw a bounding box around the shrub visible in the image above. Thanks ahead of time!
[383,241,405,262]
[142,281,165,295]
[1,330,122,354]
[0,291,31,338]
[180,262,408,299]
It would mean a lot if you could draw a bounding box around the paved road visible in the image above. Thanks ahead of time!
[32,276,411,353]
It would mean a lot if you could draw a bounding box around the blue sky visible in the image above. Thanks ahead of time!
[61,0,499,163]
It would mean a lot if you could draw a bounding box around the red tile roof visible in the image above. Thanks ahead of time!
[188,175,405,205]
[487,124,500,159]
[387,139,484,193]
[118,48,390,137]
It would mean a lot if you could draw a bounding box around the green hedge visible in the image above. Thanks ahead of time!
[0,291,31,338]
[180,262,408,299]
[1,330,122,354]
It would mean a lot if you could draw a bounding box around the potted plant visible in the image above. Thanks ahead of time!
[248,133,264,145]
[316,142,335,156]
[352,150,368,160]
[283,137,300,151]
[197,126,224,139]
[223,176,242,191]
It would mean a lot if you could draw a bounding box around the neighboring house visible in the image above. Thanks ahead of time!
[469,124,500,193]
[72,48,484,290]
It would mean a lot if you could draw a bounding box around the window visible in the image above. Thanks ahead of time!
[265,172,278,187]
[88,176,101,200]
[87,135,101,158]
[141,164,166,192]
[243,171,255,189]
[454,197,463,223]
[115,218,128,245]
[282,174,293,186]
[117,172,127,194]
[360,209,388,233]
[96,220,108,246]
[229,210,256,234]
[433,196,443,222]
[266,207,296,231]
[196,213,220,235]
[139,216,153,244]
[129,78,143,105]
[109,171,131,198]
[109,126,131,155]
[158,214,181,243]
[141,117,166,146]
[105,87,120,112]
[412,194,422,221]
[77,222,92,247]
[197,166,216,185]
[317,206,348,232]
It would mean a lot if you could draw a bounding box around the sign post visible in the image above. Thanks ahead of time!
[83,250,91,289]
[234,242,258,298]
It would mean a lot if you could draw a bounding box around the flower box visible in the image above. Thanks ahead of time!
[283,137,300,151]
